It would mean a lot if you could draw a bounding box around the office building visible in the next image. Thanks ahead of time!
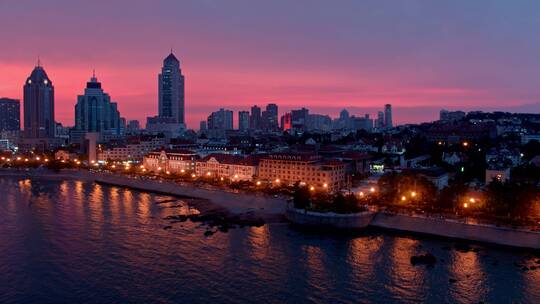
[23,63,55,138]
[207,108,233,130]
[238,111,250,131]
[250,105,261,130]
[74,72,124,141]
[261,103,278,131]
[0,98,20,131]
[158,52,185,125]
[384,104,393,129]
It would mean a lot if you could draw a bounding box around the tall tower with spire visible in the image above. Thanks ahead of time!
[23,61,55,138]
[158,51,185,125]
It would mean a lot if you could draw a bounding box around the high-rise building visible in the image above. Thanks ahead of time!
[249,105,261,130]
[158,52,185,125]
[376,111,385,129]
[127,120,140,132]
[238,111,250,131]
[291,108,309,131]
[0,98,20,131]
[207,108,233,130]
[280,112,292,131]
[23,63,55,138]
[199,120,207,131]
[74,72,124,141]
[261,103,278,131]
[340,109,349,121]
[384,104,393,129]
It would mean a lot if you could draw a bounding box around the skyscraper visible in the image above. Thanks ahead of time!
[376,111,385,129]
[0,98,20,131]
[250,105,261,130]
[23,63,55,138]
[262,103,278,131]
[384,104,393,129]
[74,72,124,140]
[238,111,250,131]
[207,108,233,130]
[158,52,185,125]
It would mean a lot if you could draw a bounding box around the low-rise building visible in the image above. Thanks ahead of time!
[98,137,165,162]
[258,153,346,192]
[195,153,258,181]
[143,149,198,173]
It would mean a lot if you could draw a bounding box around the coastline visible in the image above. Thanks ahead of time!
[3,168,540,249]
[0,168,287,222]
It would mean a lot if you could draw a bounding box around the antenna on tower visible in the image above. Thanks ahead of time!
[93,68,96,78]
[37,56,41,67]
[170,47,173,54]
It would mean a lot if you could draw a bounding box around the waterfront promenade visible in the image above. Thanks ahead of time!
[3,168,540,250]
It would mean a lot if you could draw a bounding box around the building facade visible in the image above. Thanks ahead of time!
[23,64,55,138]
[195,153,258,181]
[238,111,250,131]
[143,149,198,173]
[258,153,346,192]
[207,108,233,130]
[384,104,392,129]
[158,52,185,125]
[74,73,124,141]
[0,98,20,131]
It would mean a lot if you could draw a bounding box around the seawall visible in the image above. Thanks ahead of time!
[285,206,375,229]
[370,212,540,250]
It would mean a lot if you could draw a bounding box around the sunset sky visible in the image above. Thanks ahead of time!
[1,0,540,129]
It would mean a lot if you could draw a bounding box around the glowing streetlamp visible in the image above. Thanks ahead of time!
[166,171,171,175]
[358,191,364,197]
[463,141,469,147]
[256,181,261,186]
[463,202,469,208]
[370,187,375,193]
[401,195,407,202]
[323,183,328,189]
[275,178,280,183]
[411,191,417,198]
[191,173,196,178]
[206,172,212,176]
[469,198,476,203]
[180,169,185,173]
[310,186,315,191]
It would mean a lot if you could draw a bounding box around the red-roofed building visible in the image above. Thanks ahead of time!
[143,149,198,173]
[195,153,259,181]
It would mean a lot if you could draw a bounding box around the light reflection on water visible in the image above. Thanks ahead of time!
[0,177,538,304]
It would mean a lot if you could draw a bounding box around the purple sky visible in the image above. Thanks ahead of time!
[1,0,539,128]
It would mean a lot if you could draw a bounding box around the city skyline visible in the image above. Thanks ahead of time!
[1,1,540,128]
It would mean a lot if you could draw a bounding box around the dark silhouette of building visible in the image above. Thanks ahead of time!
[238,111,250,131]
[159,52,185,125]
[250,105,261,130]
[0,98,20,131]
[23,63,55,138]
[262,103,278,131]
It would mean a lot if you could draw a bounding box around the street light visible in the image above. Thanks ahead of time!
[275,178,280,183]
[401,195,407,202]
[370,187,375,193]
[463,202,469,208]
[256,181,261,186]
[323,183,328,188]
[358,191,364,197]
[469,198,476,203]
[411,191,417,198]
[310,186,315,191]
